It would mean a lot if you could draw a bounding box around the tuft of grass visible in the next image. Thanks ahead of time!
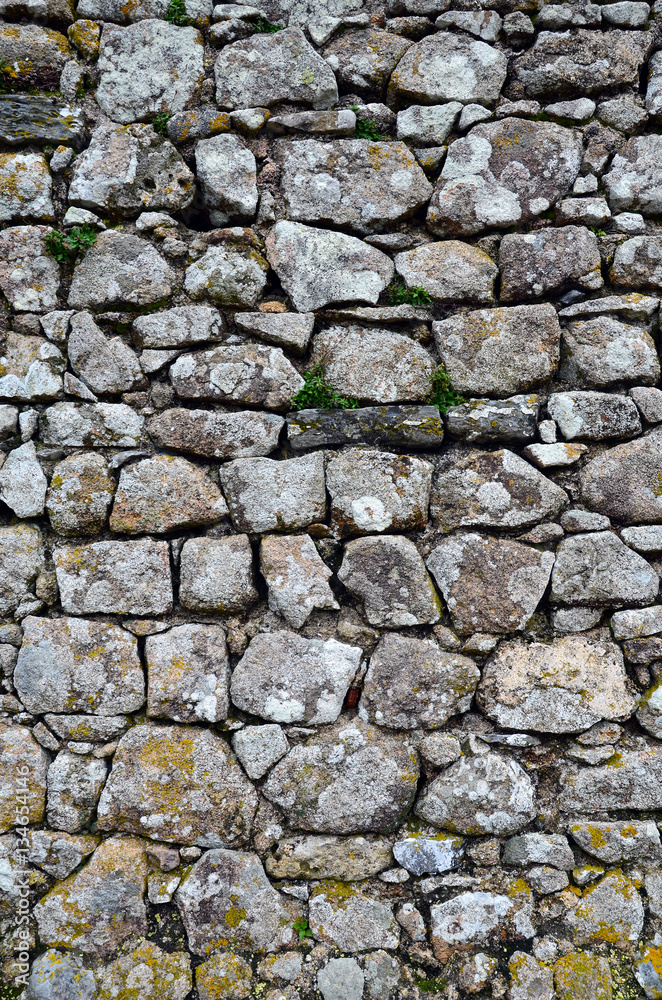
[290,364,359,411]
[350,105,388,141]
[152,111,171,136]
[165,0,190,25]
[429,364,464,414]
[253,15,283,31]
[293,917,313,941]
[386,279,433,307]
[44,224,98,264]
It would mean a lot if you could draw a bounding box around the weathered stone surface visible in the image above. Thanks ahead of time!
[0,723,48,833]
[359,633,479,729]
[580,426,662,523]
[220,453,325,532]
[397,102,462,146]
[634,940,662,1000]
[69,123,194,215]
[276,139,432,234]
[390,32,507,106]
[499,226,601,302]
[265,834,392,881]
[266,221,394,311]
[394,241,497,305]
[561,315,660,388]
[184,245,268,307]
[560,747,662,812]
[68,230,174,310]
[548,391,641,440]
[132,306,222,349]
[26,831,98,881]
[427,119,582,236]
[33,836,148,956]
[54,539,172,616]
[326,447,432,536]
[393,830,463,876]
[515,29,652,98]
[565,871,644,950]
[430,448,567,532]
[23,949,96,1000]
[77,0,209,22]
[430,892,520,960]
[433,304,560,398]
[45,715,129,741]
[0,332,64,402]
[427,533,555,635]
[97,725,256,845]
[40,402,144,447]
[260,535,339,627]
[149,407,283,459]
[604,135,662,215]
[317,957,364,1000]
[0,524,45,616]
[0,95,84,148]
[170,345,301,410]
[551,531,658,606]
[15,615,144,715]
[109,455,226,534]
[68,311,144,396]
[338,535,441,626]
[0,25,72,89]
[231,725,289,781]
[232,632,360,724]
[611,236,662,291]
[569,820,661,863]
[0,152,54,223]
[176,849,301,954]
[309,882,399,952]
[96,941,192,1000]
[146,624,229,724]
[311,326,434,404]
[0,442,47,518]
[46,452,115,536]
[175,535,254,615]
[96,21,204,125]
[196,134,257,225]
[324,28,410,95]
[47,751,107,833]
[415,752,536,835]
[0,226,59,312]
[195,951,252,1000]
[477,634,638,733]
[263,717,420,833]
[502,832,575,869]
[215,28,338,110]
[234,311,313,355]
[554,953,612,1000]
[446,395,539,444]
[287,405,445,451]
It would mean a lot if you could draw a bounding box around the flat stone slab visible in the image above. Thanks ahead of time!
[0,95,85,147]
[286,405,445,450]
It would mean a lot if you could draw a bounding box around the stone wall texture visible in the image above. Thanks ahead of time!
[2,0,662,996]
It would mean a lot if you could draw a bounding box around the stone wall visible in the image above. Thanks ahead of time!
[1,0,662,996]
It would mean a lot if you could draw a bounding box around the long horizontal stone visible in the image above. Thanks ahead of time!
[0,95,86,147]
[286,405,444,450]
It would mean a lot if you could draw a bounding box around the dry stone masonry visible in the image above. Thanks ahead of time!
[3,0,662,997]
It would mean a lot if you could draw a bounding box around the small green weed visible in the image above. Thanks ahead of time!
[152,111,171,136]
[44,224,98,264]
[253,16,283,31]
[414,974,447,994]
[386,279,433,307]
[165,0,190,25]
[0,59,14,94]
[290,364,359,411]
[351,105,388,141]
[429,364,465,414]
[591,227,607,236]
[293,917,313,941]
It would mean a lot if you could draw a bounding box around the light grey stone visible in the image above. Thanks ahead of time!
[565,870,643,950]
[636,678,662,738]
[170,344,302,410]
[324,28,411,95]
[148,407,283,459]
[359,633,478,729]
[605,135,662,214]
[545,97,596,120]
[635,937,662,998]
[430,447,568,532]
[234,311,313,354]
[326,447,432,536]
[221,453,325,533]
[267,109,357,136]
[415,752,536,836]
[548,391,642,440]
[598,95,648,133]
[23,949,97,1000]
[263,717,419,833]
[427,533,555,635]
[231,632,361,724]
[0,722,49,832]
[195,134,257,225]
[318,957,364,1000]
[561,315,660,388]
[526,867,569,894]
[390,32,507,105]
[0,225,59,312]
[215,28,338,109]
[430,892,521,958]
[265,834,392,881]
[523,442,589,468]
[611,236,662,291]
[502,833,575,869]
[580,427,662,524]
[0,442,46,518]
[551,531,658,606]
[0,404,18,439]
[611,605,662,640]
[266,221,394,312]
[46,452,115,537]
[14,615,144,715]
[621,525,662,552]
[132,306,223,349]
[77,0,212,23]
[309,883,399,952]
[427,118,582,236]
[93,941,192,1000]
[96,21,204,125]
[556,196,612,226]
[446,395,539,444]
[184,244,268,307]
[146,623,230,724]
[179,535,257,613]
[0,332,64,402]
[569,820,660,862]
[614,210,646,233]
[499,226,601,302]
[47,751,107,833]
[0,525,45,616]
[631,386,662,422]
[68,122,195,215]
[68,230,175,310]
[44,715,129,742]
[395,240,497,304]
[339,534,441,627]
[393,831,463,875]
[276,138,432,235]
[477,634,638,733]
[175,848,301,954]
[603,0,650,24]
[260,534,339,627]
[419,733,462,768]
[561,509,610,532]
[396,103,462,145]
[433,304,560,397]
[231,725,289,780]
[0,152,54,223]
[561,746,662,811]
[647,49,662,116]
[54,539,173,616]
[68,312,144,397]
[40,402,145,448]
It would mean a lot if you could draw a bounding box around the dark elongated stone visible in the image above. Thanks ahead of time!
[0,95,86,147]
[286,405,444,450]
